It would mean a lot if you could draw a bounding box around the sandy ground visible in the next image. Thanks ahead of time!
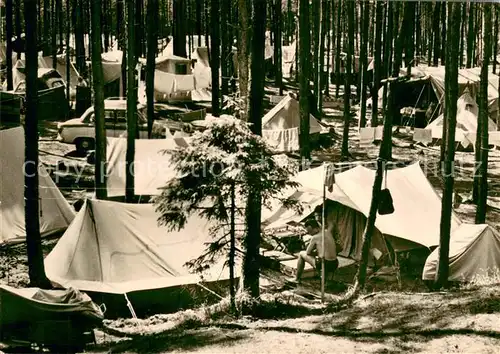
[89,286,500,353]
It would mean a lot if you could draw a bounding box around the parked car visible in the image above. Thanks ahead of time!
[57,98,174,153]
[11,68,68,121]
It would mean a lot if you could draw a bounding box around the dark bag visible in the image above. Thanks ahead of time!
[378,166,394,215]
[378,188,394,215]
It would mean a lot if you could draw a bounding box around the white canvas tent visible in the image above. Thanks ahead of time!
[0,127,75,245]
[422,224,500,282]
[262,94,324,152]
[106,137,186,197]
[44,199,232,295]
[264,162,462,259]
[426,91,497,147]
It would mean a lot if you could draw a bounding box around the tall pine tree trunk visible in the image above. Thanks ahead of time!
[432,3,441,67]
[221,0,230,96]
[146,0,159,138]
[238,0,250,121]
[358,0,369,128]
[341,0,354,159]
[493,7,499,74]
[311,0,320,116]
[440,3,446,66]
[352,79,395,293]
[43,0,51,55]
[274,0,283,95]
[14,0,21,59]
[244,0,266,298]
[210,0,221,116]
[298,0,311,160]
[476,3,492,224]
[173,0,187,57]
[466,3,475,68]
[126,0,137,203]
[436,2,461,289]
[25,0,52,289]
[459,3,466,68]
[51,0,58,68]
[5,0,13,91]
[315,0,326,118]
[66,0,71,106]
[91,0,107,200]
[371,1,383,127]
[334,0,342,98]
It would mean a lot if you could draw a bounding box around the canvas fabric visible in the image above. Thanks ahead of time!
[0,127,75,245]
[422,224,500,282]
[44,199,233,294]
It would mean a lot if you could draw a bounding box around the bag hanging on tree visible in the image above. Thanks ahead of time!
[378,166,395,215]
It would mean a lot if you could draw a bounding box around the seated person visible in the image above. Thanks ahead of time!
[289,218,338,284]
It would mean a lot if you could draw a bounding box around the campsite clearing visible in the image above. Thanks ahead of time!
[88,284,500,353]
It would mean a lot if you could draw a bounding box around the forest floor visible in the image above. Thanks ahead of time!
[2,81,500,353]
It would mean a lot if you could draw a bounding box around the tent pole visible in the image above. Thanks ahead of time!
[124,293,137,318]
[195,282,224,300]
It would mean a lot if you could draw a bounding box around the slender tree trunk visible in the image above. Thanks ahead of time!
[43,0,51,55]
[274,0,283,95]
[298,0,311,160]
[57,0,63,50]
[229,182,236,312]
[415,2,420,63]
[311,0,320,115]
[173,0,187,57]
[335,0,342,98]
[440,3,446,66]
[466,3,474,68]
[358,0,369,129]
[371,1,382,127]
[427,2,432,67]
[75,0,86,76]
[196,0,202,46]
[238,0,250,121]
[459,3,466,68]
[14,0,21,59]
[493,7,499,74]
[476,3,492,225]
[116,0,124,49]
[244,0,266,298]
[432,2,441,67]
[6,0,14,91]
[146,0,158,138]
[352,80,395,293]
[341,0,354,159]
[25,0,52,289]
[66,0,70,106]
[315,0,326,117]
[135,0,143,59]
[404,2,415,76]
[126,0,137,203]
[436,2,462,289]
[324,0,331,97]
[382,1,393,114]
[51,0,57,68]
[102,0,109,52]
[90,0,107,200]
[392,2,404,77]
[210,0,221,116]
[221,0,230,96]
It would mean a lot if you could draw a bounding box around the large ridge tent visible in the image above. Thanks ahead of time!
[422,224,500,282]
[426,91,497,147]
[262,94,325,153]
[106,136,186,197]
[404,65,499,120]
[0,127,75,245]
[44,199,234,316]
[264,162,462,260]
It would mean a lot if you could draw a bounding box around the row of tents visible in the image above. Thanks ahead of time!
[3,125,500,317]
